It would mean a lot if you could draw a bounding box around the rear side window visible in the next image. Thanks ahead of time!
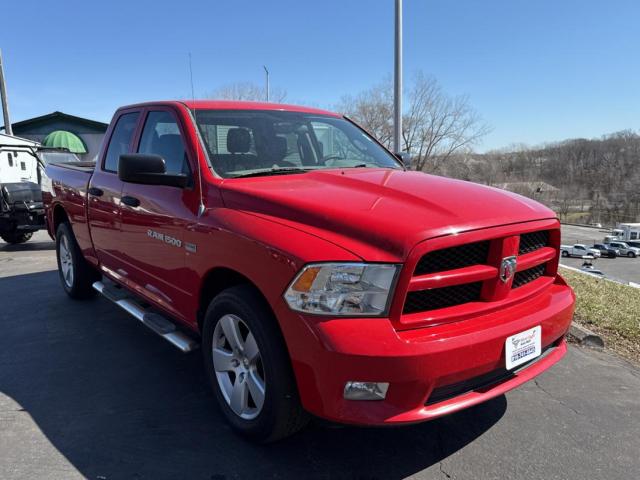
[104,112,139,172]
[138,111,189,175]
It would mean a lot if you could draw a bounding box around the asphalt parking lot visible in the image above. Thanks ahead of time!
[1,232,640,479]
[560,224,640,284]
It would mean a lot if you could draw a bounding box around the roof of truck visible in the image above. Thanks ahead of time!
[121,100,342,117]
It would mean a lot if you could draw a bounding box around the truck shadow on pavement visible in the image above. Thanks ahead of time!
[0,239,55,252]
[0,270,507,480]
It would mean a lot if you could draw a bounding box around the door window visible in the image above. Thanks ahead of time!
[138,111,190,175]
[104,112,139,172]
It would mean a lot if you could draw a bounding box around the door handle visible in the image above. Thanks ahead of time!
[121,195,140,208]
[88,187,103,197]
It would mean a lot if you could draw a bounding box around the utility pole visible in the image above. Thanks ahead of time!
[393,0,402,153]
[0,49,13,136]
[263,65,270,102]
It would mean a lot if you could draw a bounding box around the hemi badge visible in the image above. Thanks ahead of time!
[185,243,197,253]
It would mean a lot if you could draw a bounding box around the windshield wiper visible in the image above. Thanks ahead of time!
[340,163,400,170]
[231,167,313,178]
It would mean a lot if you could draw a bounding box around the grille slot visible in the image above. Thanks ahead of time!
[512,264,546,288]
[414,241,490,276]
[403,282,482,314]
[519,230,549,255]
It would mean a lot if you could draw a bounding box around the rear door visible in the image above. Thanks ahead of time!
[87,110,140,273]
[118,107,198,319]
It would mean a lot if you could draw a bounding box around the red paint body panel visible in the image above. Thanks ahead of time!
[43,100,576,426]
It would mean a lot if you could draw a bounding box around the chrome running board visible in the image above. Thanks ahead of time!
[92,281,199,353]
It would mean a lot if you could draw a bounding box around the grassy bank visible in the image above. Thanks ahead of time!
[561,268,640,363]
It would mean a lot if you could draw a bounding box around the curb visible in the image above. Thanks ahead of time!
[560,222,609,231]
[568,323,605,349]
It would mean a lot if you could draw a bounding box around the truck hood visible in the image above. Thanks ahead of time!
[220,168,556,262]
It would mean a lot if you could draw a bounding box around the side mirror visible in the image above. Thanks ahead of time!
[395,152,413,169]
[118,154,189,188]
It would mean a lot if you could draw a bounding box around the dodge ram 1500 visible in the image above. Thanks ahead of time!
[44,100,575,442]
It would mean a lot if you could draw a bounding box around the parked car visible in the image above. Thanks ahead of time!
[607,241,640,258]
[560,244,601,258]
[625,240,640,249]
[591,243,618,258]
[43,100,575,442]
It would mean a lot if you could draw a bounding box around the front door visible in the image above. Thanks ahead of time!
[118,108,198,320]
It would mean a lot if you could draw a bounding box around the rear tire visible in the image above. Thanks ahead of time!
[202,285,308,443]
[561,250,569,257]
[55,222,100,299]
[628,252,636,258]
[0,231,33,244]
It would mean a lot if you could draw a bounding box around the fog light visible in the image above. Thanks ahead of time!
[343,381,389,400]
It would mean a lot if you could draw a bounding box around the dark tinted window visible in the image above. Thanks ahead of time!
[104,112,139,172]
[138,111,189,175]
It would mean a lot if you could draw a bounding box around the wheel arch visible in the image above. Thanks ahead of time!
[197,266,274,333]
[52,204,70,237]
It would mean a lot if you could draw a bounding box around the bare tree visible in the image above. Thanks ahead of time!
[337,79,394,147]
[337,72,491,172]
[207,82,288,103]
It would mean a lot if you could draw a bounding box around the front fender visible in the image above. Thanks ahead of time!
[183,207,362,326]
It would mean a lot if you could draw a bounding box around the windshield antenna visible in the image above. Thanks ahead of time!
[189,52,206,217]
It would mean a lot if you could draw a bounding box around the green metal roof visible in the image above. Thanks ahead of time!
[42,130,87,154]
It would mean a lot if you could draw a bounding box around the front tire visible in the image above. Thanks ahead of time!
[202,285,308,443]
[0,231,33,244]
[628,252,636,258]
[55,222,100,299]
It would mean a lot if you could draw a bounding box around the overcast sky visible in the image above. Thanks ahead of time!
[1,0,639,151]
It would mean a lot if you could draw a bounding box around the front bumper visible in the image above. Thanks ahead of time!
[275,276,575,425]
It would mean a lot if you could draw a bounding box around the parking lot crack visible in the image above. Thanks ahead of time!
[534,378,582,416]
[439,461,452,479]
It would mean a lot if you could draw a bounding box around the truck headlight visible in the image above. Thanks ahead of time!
[284,263,400,316]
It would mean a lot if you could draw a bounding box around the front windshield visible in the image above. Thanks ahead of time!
[193,109,402,178]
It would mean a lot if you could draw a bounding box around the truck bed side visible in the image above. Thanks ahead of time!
[43,162,96,260]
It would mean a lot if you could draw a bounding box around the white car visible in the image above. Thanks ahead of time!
[560,244,601,258]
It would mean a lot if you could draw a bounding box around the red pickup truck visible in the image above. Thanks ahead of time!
[43,100,575,442]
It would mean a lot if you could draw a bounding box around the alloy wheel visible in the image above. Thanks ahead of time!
[59,234,74,287]
[211,314,266,420]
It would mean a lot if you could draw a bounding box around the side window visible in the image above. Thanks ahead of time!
[138,111,189,175]
[104,112,139,172]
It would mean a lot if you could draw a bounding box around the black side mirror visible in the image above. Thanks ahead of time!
[395,152,413,169]
[118,154,189,188]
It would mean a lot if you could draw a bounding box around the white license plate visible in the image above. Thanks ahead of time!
[505,326,542,370]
